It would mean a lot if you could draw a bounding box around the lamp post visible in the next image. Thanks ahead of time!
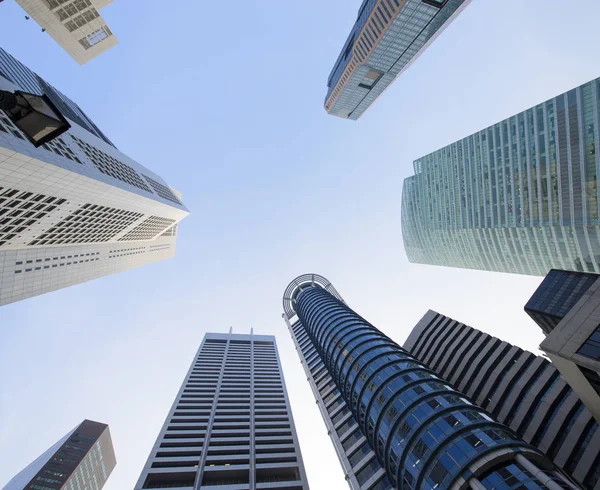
[0,90,70,147]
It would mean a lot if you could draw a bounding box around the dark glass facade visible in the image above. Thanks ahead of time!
[3,419,116,490]
[577,326,600,361]
[525,270,599,335]
[285,275,569,490]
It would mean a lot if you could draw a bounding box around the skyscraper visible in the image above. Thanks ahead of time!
[404,310,600,490]
[282,274,577,490]
[0,47,188,306]
[324,0,471,120]
[401,77,600,276]
[522,269,600,424]
[14,0,118,64]
[135,331,309,490]
[3,419,116,490]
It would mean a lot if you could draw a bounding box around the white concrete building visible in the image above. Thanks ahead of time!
[15,0,119,64]
[135,331,310,490]
[0,47,189,306]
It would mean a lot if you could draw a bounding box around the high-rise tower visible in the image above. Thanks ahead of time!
[282,273,580,490]
[401,77,600,276]
[0,47,189,306]
[324,0,471,120]
[135,332,309,490]
[14,0,119,64]
[3,419,116,490]
[404,310,600,490]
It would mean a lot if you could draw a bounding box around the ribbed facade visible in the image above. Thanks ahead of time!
[282,274,576,490]
[404,310,600,490]
[135,332,309,490]
[324,0,471,120]
[401,77,600,276]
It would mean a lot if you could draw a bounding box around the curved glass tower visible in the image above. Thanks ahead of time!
[282,274,579,490]
[401,77,600,277]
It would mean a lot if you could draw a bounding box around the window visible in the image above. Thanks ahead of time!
[348,443,371,467]
[579,365,600,396]
[356,457,382,485]
[143,174,182,204]
[71,135,152,192]
[40,136,82,163]
[578,326,600,361]
[422,0,447,7]
[0,187,66,248]
[29,203,143,246]
[119,215,176,242]
[358,69,382,89]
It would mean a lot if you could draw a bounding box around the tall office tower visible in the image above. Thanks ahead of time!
[282,274,577,490]
[523,269,600,424]
[0,47,188,306]
[3,419,116,490]
[324,0,471,120]
[401,77,600,276]
[404,310,600,490]
[135,331,309,490]
[14,0,118,64]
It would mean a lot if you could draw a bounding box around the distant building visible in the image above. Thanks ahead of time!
[0,47,189,306]
[135,331,309,490]
[405,310,600,490]
[523,270,600,425]
[325,0,471,120]
[402,77,600,276]
[282,273,576,490]
[15,0,118,64]
[3,419,116,489]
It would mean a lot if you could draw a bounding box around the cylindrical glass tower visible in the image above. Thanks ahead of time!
[283,274,578,490]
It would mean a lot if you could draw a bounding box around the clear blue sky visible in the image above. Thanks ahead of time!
[1,0,600,488]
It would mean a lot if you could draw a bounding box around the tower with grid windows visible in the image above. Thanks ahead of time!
[0,47,188,306]
[135,331,310,490]
[282,273,581,490]
[14,0,119,65]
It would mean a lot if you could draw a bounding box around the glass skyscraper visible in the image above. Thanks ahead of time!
[136,331,309,490]
[282,274,578,490]
[3,419,116,490]
[325,0,471,120]
[402,77,600,276]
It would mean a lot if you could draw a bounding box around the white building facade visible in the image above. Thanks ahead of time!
[15,0,119,64]
[0,47,189,306]
[135,331,310,490]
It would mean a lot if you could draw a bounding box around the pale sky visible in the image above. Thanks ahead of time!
[1,1,600,489]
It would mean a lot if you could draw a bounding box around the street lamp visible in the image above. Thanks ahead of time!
[0,90,70,147]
